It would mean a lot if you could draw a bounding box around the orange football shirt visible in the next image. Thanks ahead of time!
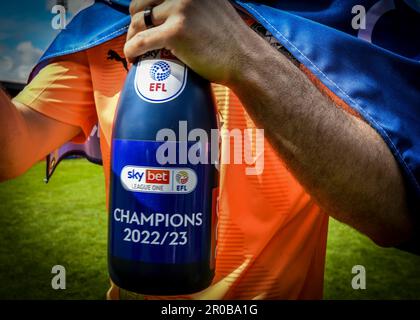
[14,34,330,300]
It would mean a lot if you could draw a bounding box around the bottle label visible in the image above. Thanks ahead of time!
[120,166,197,194]
[134,57,188,104]
[110,139,215,264]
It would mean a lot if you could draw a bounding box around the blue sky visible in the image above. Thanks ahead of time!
[0,0,93,83]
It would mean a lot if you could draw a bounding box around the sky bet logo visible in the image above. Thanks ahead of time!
[121,166,197,194]
[145,169,170,184]
[127,168,170,184]
[127,169,144,182]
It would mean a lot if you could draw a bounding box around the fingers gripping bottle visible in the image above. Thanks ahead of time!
[109,49,219,295]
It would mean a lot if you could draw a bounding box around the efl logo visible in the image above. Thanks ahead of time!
[176,171,189,185]
[135,56,188,104]
[146,170,170,184]
[149,82,167,92]
[149,61,171,93]
[150,61,171,81]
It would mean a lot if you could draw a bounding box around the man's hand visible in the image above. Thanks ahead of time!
[125,0,414,247]
[125,0,254,85]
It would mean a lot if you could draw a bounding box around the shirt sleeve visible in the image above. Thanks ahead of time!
[13,51,97,143]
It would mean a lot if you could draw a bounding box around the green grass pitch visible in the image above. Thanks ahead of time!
[0,159,419,299]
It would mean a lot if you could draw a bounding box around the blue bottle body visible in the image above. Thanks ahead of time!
[109,50,218,295]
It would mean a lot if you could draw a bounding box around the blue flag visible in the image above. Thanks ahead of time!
[34,0,420,205]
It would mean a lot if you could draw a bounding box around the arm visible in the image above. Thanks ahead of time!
[0,90,80,181]
[125,0,413,246]
[0,52,95,182]
[228,37,413,247]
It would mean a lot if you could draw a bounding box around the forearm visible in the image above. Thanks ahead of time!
[229,34,413,246]
[0,88,81,182]
[0,89,32,180]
